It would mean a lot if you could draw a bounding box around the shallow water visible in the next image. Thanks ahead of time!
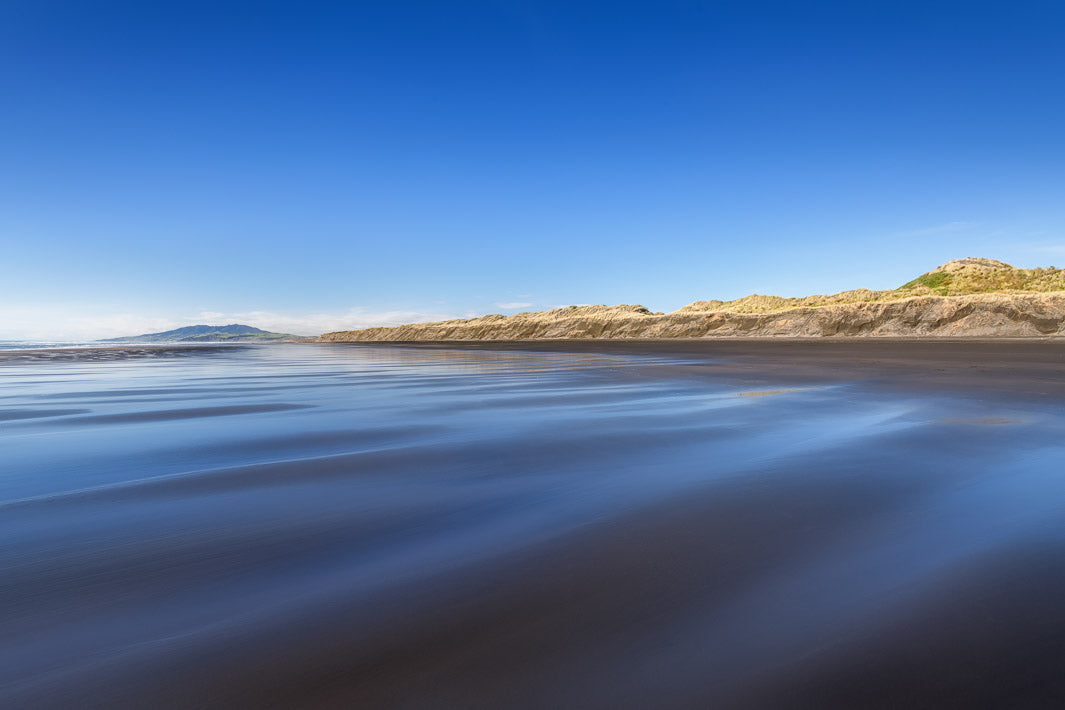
[3,344,1065,708]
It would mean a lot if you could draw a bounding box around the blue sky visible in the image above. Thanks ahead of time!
[2,1,1064,339]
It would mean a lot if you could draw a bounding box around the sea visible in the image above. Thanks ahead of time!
[3,342,1065,708]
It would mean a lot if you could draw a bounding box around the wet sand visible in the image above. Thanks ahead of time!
[3,341,1065,708]
[369,337,1065,397]
[0,344,240,364]
[6,338,1064,396]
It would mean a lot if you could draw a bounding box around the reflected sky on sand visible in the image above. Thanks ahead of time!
[3,343,1065,708]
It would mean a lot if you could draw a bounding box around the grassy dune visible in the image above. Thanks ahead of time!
[319,259,1065,340]
[678,258,1065,314]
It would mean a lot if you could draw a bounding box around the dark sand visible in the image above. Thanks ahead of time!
[3,340,1065,708]
[0,344,242,364]
[327,337,1065,397]
[6,337,1065,396]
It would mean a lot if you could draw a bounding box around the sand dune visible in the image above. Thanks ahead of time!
[320,260,1065,340]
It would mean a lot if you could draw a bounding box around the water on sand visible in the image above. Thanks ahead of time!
[3,343,1065,708]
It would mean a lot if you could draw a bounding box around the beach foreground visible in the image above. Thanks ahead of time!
[3,341,1065,708]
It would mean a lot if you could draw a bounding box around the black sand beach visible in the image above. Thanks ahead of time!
[377,337,1065,397]
[5,338,1064,394]
[0,344,238,364]
[3,340,1065,708]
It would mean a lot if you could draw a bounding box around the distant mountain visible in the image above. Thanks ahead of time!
[100,324,299,343]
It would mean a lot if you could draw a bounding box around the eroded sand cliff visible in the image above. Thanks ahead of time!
[319,260,1065,340]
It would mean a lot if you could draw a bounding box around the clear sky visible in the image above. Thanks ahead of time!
[2,1,1064,339]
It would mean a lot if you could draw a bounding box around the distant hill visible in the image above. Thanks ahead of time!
[100,324,299,343]
[318,259,1065,340]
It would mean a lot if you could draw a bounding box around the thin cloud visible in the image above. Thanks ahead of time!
[1027,244,1065,255]
[0,306,462,341]
[0,308,186,342]
[494,302,533,310]
[186,308,462,336]
[893,221,980,237]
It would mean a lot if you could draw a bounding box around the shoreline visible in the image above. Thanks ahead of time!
[0,344,246,363]
[6,338,1065,398]
[316,289,1065,340]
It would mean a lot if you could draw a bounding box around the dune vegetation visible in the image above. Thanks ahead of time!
[677,258,1065,314]
[318,259,1065,340]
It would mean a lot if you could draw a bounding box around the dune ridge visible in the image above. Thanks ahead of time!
[319,259,1065,340]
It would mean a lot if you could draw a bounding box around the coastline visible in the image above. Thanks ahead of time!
[8,338,1065,398]
[8,339,1065,398]
[317,291,1065,341]
[0,344,246,364]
